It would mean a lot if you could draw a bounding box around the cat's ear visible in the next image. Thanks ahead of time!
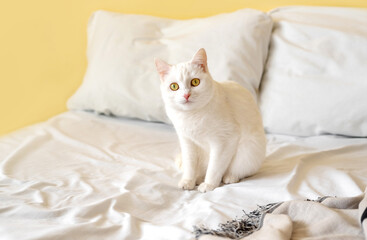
[154,58,171,81]
[191,48,207,72]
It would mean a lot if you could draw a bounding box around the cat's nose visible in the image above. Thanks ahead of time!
[184,93,191,101]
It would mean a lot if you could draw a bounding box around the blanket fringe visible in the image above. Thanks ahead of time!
[193,202,278,239]
[193,196,329,239]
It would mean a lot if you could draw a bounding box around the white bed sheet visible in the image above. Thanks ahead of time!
[0,111,366,239]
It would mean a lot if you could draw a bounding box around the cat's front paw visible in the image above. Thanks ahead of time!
[198,182,216,193]
[178,178,195,190]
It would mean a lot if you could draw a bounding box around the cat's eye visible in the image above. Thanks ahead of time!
[170,82,179,91]
[191,78,200,87]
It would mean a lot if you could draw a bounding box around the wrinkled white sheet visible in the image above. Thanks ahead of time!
[0,111,366,239]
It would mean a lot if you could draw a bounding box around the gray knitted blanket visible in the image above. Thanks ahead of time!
[194,189,367,240]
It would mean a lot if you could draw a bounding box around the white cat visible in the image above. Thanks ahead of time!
[155,48,266,192]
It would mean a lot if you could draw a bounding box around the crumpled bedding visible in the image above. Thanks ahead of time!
[0,111,366,239]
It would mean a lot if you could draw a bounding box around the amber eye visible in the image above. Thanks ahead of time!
[170,82,179,91]
[191,78,200,87]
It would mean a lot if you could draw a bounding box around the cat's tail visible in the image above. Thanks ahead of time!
[175,154,183,170]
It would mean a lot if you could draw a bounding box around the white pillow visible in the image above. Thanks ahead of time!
[260,6,367,137]
[67,9,273,123]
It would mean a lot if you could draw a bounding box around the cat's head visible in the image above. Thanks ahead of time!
[155,48,215,111]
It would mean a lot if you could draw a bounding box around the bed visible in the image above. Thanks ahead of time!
[1,6,367,240]
[1,111,366,239]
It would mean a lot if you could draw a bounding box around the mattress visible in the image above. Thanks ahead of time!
[0,111,366,239]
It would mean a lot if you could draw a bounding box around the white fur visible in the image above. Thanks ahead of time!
[155,49,266,192]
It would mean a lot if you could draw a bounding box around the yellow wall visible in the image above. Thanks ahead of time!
[1,0,366,136]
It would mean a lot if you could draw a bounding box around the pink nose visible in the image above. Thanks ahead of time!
[184,93,191,101]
